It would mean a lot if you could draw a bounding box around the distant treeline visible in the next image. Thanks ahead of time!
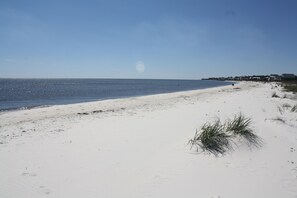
[202,73,297,82]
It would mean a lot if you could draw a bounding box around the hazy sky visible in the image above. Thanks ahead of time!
[0,0,297,79]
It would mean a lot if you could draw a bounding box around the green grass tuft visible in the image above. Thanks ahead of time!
[225,113,262,147]
[272,92,279,98]
[272,116,286,123]
[189,120,232,155]
[282,103,291,108]
[291,105,297,112]
[282,82,297,93]
[189,113,262,155]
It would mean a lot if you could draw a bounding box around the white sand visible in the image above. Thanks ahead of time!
[0,82,297,198]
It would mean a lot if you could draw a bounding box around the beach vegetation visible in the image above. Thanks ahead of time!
[272,92,279,98]
[278,103,296,114]
[291,105,297,112]
[189,113,261,155]
[189,120,232,155]
[278,106,284,114]
[226,113,261,147]
[282,82,297,93]
[272,116,286,124]
[282,103,291,109]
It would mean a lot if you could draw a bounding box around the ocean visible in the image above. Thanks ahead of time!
[0,79,232,111]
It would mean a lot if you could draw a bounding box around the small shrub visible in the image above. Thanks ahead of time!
[280,103,291,113]
[189,120,232,155]
[226,113,261,147]
[282,83,297,93]
[291,105,297,112]
[282,103,291,108]
[272,116,286,123]
[278,106,284,114]
[278,103,293,114]
[272,92,279,98]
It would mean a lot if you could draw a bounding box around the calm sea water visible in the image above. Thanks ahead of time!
[0,79,232,111]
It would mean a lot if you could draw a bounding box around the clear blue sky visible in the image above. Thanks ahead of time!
[0,0,297,79]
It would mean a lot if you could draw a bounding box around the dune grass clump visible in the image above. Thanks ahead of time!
[272,92,280,98]
[226,113,262,147]
[189,113,262,156]
[291,105,297,112]
[277,103,291,114]
[272,116,286,124]
[282,82,297,93]
[277,106,283,114]
[282,103,291,109]
[189,120,232,155]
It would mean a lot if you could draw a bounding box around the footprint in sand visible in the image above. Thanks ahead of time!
[22,172,37,177]
[39,186,51,195]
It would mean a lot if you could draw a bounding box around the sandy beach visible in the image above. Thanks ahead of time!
[0,82,297,198]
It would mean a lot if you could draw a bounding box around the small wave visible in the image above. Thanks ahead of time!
[0,105,52,112]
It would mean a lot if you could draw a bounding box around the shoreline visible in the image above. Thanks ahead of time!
[1,81,297,198]
[0,79,233,112]
[0,82,235,113]
[0,82,238,127]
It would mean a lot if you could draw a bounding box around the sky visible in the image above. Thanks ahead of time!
[0,0,297,79]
